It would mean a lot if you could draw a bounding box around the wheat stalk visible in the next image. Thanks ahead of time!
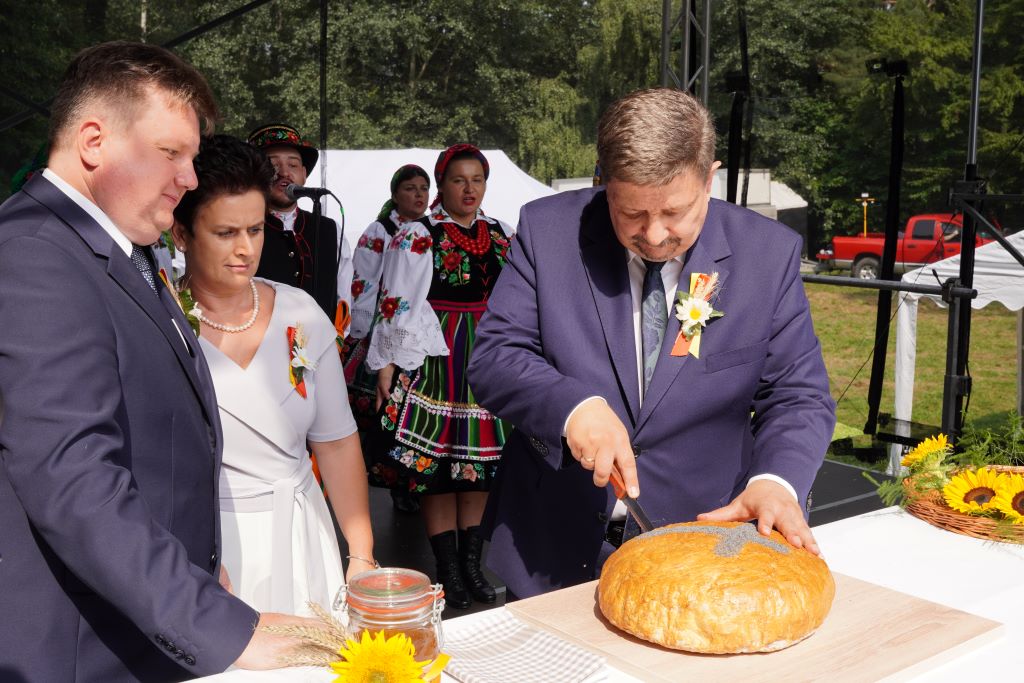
[308,601,348,640]
[276,644,339,668]
[262,624,346,652]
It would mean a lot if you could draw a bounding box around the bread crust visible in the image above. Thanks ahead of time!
[598,521,835,654]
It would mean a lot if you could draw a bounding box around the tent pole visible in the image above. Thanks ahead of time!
[952,0,986,440]
[864,71,905,436]
[1018,310,1023,418]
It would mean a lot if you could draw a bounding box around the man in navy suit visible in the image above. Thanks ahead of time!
[0,42,310,681]
[468,88,836,599]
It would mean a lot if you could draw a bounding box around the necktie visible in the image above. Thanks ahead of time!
[131,244,157,292]
[640,259,667,395]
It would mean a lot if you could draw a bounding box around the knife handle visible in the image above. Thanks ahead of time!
[609,465,628,500]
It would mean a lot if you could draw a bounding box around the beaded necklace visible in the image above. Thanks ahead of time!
[441,218,492,256]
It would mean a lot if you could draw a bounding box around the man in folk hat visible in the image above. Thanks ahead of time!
[248,123,352,332]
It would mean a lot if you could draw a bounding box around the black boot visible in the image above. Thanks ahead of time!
[459,526,496,604]
[428,531,472,610]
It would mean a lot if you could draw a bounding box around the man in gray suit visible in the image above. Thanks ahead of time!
[0,42,309,681]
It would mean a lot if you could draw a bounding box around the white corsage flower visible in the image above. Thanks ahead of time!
[676,297,714,336]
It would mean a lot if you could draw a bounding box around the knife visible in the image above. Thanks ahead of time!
[608,465,655,533]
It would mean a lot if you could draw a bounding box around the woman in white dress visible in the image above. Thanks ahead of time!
[169,135,375,616]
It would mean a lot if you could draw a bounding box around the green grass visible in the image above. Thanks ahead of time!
[806,283,1019,439]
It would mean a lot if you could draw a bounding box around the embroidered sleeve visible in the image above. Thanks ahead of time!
[349,221,388,339]
[366,222,449,371]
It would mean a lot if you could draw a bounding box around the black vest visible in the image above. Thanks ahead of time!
[257,209,339,320]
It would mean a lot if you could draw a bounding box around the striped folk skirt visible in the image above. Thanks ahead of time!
[368,300,509,494]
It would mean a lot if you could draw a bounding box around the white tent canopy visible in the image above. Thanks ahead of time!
[891,230,1024,471]
[304,149,555,251]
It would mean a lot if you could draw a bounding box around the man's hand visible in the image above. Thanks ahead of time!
[375,363,396,411]
[697,479,820,555]
[565,398,639,498]
[233,612,322,670]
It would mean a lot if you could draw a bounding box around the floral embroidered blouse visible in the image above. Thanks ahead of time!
[365,207,514,372]
[349,209,421,339]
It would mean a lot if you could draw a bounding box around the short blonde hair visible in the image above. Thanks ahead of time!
[597,88,716,185]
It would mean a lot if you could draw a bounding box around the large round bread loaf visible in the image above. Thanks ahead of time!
[598,521,835,654]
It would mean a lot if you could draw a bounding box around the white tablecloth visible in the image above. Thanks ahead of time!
[197,508,1024,683]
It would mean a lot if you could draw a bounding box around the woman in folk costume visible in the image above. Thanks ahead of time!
[365,144,514,609]
[169,135,375,616]
[344,165,431,431]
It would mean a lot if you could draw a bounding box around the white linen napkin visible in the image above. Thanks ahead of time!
[443,610,607,683]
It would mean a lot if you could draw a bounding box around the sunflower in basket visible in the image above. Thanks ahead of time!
[991,471,1024,525]
[900,434,955,495]
[942,467,1005,514]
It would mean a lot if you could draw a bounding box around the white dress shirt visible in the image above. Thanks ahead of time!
[564,247,797,520]
[43,168,132,257]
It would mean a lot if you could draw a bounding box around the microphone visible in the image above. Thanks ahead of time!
[285,183,332,201]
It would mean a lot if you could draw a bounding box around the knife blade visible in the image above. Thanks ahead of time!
[608,465,655,533]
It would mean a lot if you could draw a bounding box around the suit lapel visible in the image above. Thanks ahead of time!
[580,193,640,424]
[23,175,216,426]
[636,200,732,433]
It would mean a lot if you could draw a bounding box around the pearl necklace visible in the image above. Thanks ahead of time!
[195,280,260,333]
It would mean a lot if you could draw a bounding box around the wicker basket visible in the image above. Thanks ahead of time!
[902,465,1024,543]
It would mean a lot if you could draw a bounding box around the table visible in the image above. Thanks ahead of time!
[197,508,1024,682]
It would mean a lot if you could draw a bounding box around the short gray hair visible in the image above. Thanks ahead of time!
[597,88,716,185]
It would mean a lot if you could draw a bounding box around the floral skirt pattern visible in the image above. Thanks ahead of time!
[341,334,378,433]
[366,301,507,494]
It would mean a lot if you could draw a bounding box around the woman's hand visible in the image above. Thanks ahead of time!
[312,434,375,588]
[218,564,234,594]
[376,363,396,411]
[345,555,378,582]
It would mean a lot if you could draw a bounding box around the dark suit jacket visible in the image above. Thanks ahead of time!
[468,188,836,598]
[0,176,258,682]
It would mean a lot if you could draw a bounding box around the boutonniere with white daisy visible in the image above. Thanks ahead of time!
[287,323,317,398]
[671,272,723,358]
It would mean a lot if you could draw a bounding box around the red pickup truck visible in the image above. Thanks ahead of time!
[816,213,993,279]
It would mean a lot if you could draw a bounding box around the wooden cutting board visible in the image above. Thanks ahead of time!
[506,573,1003,682]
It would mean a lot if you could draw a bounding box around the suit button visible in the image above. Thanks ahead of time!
[155,634,168,646]
[597,512,608,523]
[632,444,641,458]
[294,271,300,278]
[210,552,218,569]
[185,655,196,666]
[288,251,295,258]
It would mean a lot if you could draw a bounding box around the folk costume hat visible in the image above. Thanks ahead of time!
[247,123,319,175]
[431,143,489,209]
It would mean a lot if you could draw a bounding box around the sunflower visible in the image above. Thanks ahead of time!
[992,471,1024,525]
[942,467,1005,514]
[330,631,428,683]
[901,433,950,469]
